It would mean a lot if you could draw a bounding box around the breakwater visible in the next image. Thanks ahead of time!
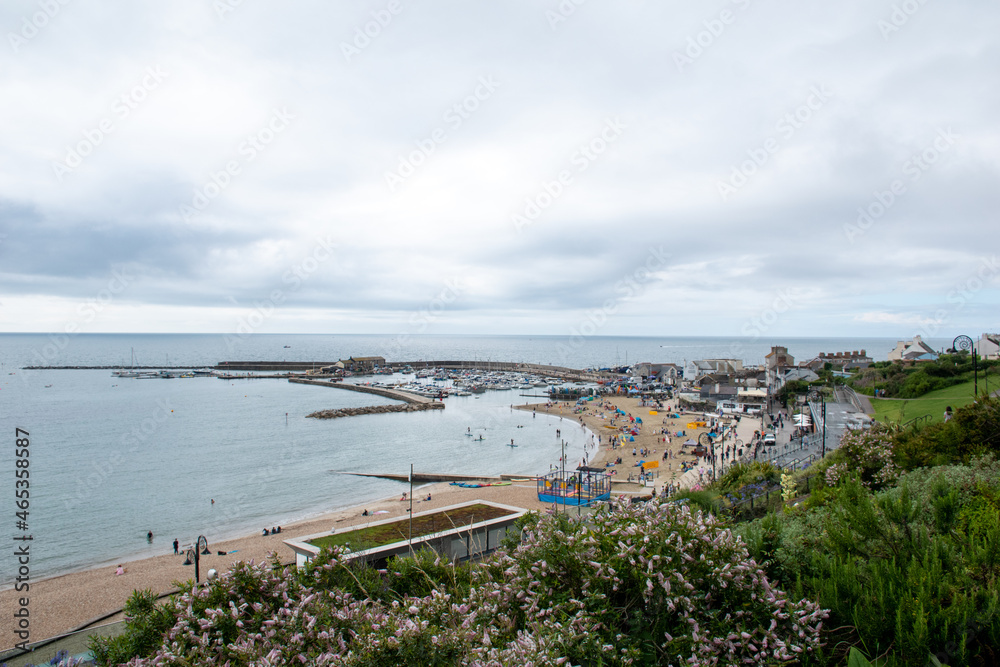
[288,378,437,403]
[306,403,444,419]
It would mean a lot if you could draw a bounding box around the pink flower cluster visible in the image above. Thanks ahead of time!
[125,502,826,666]
[825,424,899,490]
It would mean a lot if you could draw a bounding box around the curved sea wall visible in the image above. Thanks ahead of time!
[288,377,435,404]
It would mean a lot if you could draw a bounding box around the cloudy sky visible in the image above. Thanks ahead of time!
[1,0,997,337]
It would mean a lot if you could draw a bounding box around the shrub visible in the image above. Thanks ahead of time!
[825,423,899,490]
[111,503,825,666]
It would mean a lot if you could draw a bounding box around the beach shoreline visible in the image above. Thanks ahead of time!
[1,395,712,651]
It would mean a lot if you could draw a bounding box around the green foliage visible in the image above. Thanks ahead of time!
[850,355,996,399]
[716,460,781,495]
[776,379,811,406]
[670,488,719,514]
[894,396,1000,469]
[89,589,174,666]
[384,547,472,600]
[739,462,1000,666]
[847,647,874,667]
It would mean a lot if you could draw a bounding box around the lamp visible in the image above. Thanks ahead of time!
[953,336,977,398]
[182,535,210,583]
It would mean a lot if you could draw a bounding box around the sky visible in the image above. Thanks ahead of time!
[1,0,998,338]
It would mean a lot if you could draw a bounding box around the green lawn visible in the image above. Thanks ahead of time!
[870,380,981,425]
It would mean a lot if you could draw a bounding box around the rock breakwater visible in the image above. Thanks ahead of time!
[306,403,444,419]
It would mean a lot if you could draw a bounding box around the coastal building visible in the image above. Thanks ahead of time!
[800,349,872,371]
[888,336,937,362]
[765,346,795,388]
[780,367,820,385]
[284,500,527,568]
[632,362,682,385]
[685,359,742,383]
[736,387,767,410]
[975,333,1000,360]
[699,383,739,402]
[342,356,387,373]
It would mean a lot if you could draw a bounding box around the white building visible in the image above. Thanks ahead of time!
[685,359,742,383]
[888,335,937,361]
[975,333,1000,359]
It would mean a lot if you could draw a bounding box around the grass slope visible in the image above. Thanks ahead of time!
[870,380,983,425]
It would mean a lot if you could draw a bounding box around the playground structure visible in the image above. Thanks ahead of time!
[537,467,612,506]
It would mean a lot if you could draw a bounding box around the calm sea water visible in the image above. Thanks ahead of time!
[0,333,947,583]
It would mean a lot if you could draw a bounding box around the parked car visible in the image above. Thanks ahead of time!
[762,433,776,446]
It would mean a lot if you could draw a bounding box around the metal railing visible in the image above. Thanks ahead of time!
[752,433,821,465]
[902,414,932,429]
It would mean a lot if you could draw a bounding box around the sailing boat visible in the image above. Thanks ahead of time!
[112,348,142,377]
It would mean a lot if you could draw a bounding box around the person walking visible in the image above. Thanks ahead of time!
[173,538,179,554]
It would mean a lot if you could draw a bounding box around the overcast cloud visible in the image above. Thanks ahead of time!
[1,0,997,337]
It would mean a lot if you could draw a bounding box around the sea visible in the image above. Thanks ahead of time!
[0,333,950,584]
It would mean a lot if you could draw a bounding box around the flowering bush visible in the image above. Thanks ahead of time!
[780,473,796,503]
[118,502,825,666]
[825,424,899,490]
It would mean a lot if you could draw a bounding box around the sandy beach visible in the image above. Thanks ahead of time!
[1,395,725,651]
[517,393,721,489]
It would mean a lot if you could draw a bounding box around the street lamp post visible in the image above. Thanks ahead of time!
[182,535,211,583]
[953,335,977,398]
